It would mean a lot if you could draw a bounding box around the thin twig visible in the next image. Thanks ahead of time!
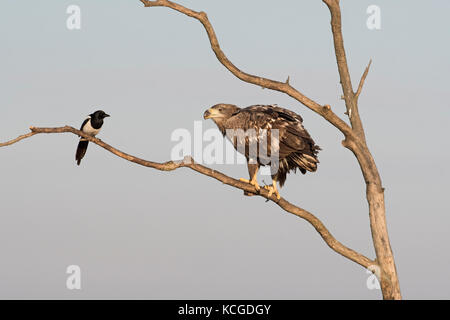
[0,131,37,147]
[355,59,372,100]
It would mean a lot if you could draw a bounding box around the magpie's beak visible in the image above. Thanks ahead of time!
[104,114,110,118]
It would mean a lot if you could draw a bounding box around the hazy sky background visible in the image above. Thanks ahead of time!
[0,0,449,299]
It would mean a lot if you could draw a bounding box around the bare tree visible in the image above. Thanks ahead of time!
[0,0,401,299]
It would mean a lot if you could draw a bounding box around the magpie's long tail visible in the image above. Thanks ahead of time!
[76,140,89,166]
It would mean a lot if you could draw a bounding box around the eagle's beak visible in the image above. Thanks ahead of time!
[203,109,212,119]
[203,108,221,119]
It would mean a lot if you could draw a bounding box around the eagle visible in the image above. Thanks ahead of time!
[203,104,320,199]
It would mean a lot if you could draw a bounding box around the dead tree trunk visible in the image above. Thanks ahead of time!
[323,0,401,299]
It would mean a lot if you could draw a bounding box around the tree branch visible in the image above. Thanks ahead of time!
[1,125,375,269]
[140,0,358,142]
[322,0,366,141]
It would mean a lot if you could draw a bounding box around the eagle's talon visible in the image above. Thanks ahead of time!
[240,177,260,192]
[264,185,281,200]
[264,185,273,197]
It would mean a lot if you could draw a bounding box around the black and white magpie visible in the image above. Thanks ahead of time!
[75,110,110,165]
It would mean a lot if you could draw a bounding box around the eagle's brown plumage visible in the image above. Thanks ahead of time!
[204,104,320,198]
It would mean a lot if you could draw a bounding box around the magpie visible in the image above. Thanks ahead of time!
[75,110,110,165]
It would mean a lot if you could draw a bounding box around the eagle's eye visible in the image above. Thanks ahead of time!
[218,108,223,112]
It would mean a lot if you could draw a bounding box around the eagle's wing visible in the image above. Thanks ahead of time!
[270,106,318,157]
[223,104,319,166]
[239,105,317,158]
[261,105,320,181]
[225,105,274,131]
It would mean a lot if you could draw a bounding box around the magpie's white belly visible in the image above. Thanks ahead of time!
[83,119,101,136]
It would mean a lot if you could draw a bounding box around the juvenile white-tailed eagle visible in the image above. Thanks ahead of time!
[203,104,320,199]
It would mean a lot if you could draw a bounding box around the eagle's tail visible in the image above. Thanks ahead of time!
[76,140,89,166]
[276,146,321,187]
[292,151,319,173]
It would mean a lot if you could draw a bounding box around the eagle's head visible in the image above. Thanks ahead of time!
[203,104,240,122]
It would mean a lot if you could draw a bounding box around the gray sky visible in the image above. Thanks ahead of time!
[0,0,449,299]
